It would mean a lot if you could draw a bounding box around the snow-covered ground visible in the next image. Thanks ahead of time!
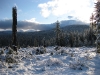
[0,47,100,75]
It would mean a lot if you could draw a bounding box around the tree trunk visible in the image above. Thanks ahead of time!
[12,6,17,52]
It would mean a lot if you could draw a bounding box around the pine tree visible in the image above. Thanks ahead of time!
[69,32,74,47]
[90,13,95,29]
[42,37,46,47]
[55,20,61,46]
[12,6,17,52]
[34,38,38,47]
[60,30,66,46]
[93,1,100,53]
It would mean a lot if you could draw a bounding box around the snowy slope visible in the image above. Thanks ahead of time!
[0,47,100,75]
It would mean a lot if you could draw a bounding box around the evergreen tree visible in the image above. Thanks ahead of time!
[60,30,66,46]
[34,38,38,47]
[90,13,95,29]
[42,37,46,47]
[55,20,61,46]
[69,32,74,47]
[93,1,100,52]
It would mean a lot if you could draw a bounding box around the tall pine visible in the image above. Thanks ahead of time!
[55,20,61,46]
[92,1,100,53]
[96,1,100,53]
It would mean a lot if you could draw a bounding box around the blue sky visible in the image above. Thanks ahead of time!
[0,0,96,24]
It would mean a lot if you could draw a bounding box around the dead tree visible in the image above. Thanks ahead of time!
[12,6,17,52]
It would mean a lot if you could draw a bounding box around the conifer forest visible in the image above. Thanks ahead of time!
[0,0,100,75]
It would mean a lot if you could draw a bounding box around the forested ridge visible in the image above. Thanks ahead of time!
[0,25,96,47]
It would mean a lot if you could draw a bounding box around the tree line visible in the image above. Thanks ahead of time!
[0,26,96,48]
[0,5,97,48]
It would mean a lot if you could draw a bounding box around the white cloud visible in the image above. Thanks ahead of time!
[18,29,40,32]
[0,29,5,31]
[40,8,51,18]
[25,18,40,24]
[38,0,95,23]
[38,3,51,18]
[0,29,12,31]
[3,18,11,20]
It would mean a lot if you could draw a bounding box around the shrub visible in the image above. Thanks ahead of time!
[42,58,64,66]
[54,46,61,51]
[36,48,40,55]
[69,58,88,70]
[36,46,46,55]
[50,52,53,55]
[5,54,17,63]
[7,48,13,54]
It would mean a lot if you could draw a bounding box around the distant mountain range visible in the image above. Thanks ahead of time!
[0,19,89,32]
[62,24,89,33]
[0,25,89,36]
[39,20,89,31]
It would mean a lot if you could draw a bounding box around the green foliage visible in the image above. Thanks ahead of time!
[55,20,61,46]
[6,55,16,63]
[7,48,13,54]
[0,25,96,47]
[90,1,100,52]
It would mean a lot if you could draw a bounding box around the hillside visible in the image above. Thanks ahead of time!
[0,47,99,75]
[62,25,89,33]
[0,24,92,47]
[0,19,89,32]
[0,24,89,35]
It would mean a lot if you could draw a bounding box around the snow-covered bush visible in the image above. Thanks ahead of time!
[0,49,5,63]
[5,47,19,63]
[36,46,46,55]
[40,46,46,54]
[85,53,94,60]
[36,48,40,55]
[39,57,64,67]
[0,47,20,64]
[69,57,88,70]
[7,47,13,54]
[61,50,65,55]
[49,47,68,56]
[54,46,61,51]
[69,52,74,57]
[0,48,16,68]
[5,54,17,63]
[60,49,68,55]
[55,49,68,56]
[50,52,53,55]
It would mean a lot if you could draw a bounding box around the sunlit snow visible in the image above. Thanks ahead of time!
[0,47,100,75]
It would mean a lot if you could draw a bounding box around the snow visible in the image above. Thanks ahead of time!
[0,47,100,75]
